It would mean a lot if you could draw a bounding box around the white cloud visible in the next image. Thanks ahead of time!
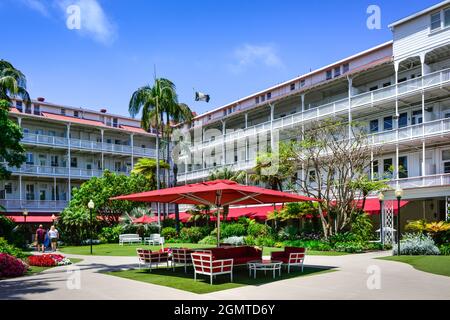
[229,44,284,74]
[58,0,117,45]
[20,0,50,17]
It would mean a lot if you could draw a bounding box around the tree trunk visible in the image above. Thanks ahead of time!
[173,163,180,234]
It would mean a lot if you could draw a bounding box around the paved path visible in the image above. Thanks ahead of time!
[1,251,449,300]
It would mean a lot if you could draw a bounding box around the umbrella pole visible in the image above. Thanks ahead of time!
[217,206,221,248]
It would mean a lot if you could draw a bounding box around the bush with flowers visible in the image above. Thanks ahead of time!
[0,253,28,278]
[28,254,72,267]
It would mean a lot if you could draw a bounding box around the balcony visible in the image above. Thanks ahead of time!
[178,159,256,181]
[22,133,156,157]
[4,164,130,179]
[189,68,450,152]
[370,117,450,145]
[0,199,68,211]
[388,173,450,190]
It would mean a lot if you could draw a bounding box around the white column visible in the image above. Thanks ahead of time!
[100,129,104,170]
[67,124,71,201]
[221,120,226,165]
[422,140,426,177]
[270,104,275,151]
[18,117,22,127]
[347,77,353,138]
[244,113,248,129]
[19,175,22,207]
[394,62,400,185]
[395,145,400,182]
[370,150,374,180]
[420,53,426,124]
[130,134,134,169]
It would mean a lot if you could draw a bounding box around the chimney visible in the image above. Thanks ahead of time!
[37,97,45,102]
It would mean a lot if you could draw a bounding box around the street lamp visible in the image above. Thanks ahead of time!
[87,199,95,255]
[395,187,404,256]
[22,209,28,224]
[378,192,385,249]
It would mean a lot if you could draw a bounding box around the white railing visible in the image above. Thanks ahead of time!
[388,173,450,189]
[0,199,68,210]
[5,165,130,179]
[371,117,450,145]
[178,159,256,181]
[189,68,450,152]
[22,133,156,157]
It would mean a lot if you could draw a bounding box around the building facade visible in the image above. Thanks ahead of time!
[176,1,450,227]
[2,98,158,222]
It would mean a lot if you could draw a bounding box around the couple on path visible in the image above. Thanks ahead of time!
[35,225,59,253]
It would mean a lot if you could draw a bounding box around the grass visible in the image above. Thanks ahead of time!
[106,265,335,294]
[27,258,83,276]
[378,255,450,277]
[60,243,349,257]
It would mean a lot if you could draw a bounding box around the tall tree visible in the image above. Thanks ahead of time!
[131,158,170,189]
[0,60,29,184]
[249,152,288,191]
[207,167,246,220]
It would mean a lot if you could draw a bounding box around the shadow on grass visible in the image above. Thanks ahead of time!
[104,264,337,294]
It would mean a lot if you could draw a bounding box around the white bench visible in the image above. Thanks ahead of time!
[119,234,142,245]
[144,234,164,245]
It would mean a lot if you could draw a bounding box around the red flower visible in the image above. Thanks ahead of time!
[0,253,28,278]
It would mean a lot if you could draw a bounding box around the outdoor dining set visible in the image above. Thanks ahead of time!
[136,245,307,285]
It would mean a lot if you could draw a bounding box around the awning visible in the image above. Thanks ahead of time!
[5,215,54,223]
[361,198,409,215]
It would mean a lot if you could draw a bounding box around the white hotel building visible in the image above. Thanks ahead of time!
[2,98,158,223]
[176,1,450,227]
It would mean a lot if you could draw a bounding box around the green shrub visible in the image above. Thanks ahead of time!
[283,239,332,251]
[162,218,176,228]
[161,227,178,240]
[244,235,256,246]
[0,216,27,248]
[278,225,299,241]
[98,225,123,243]
[198,235,217,245]
[439,243,450,255]
[393,233,440,255]
[180,227,204,243]
[334,241,365,253]
[329,232,358,245]
[255,236,276,247]
[247,223,271,238]
[0,238,27,259]
[221,223,246,238]
[351,214,374,241]
[223,236,245,246]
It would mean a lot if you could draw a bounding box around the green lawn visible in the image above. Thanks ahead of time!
[27,258,83,276]
[378,255,450,277]
[60,243,349,257]
[106,265,335,294]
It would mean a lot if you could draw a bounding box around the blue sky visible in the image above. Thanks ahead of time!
[0,0,441,117]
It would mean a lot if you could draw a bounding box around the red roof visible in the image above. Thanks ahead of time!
[6,215,54,223]
[361,198,409,215]
[42,112,107,127]
[120,125,148,134]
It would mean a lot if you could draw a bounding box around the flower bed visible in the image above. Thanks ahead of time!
[28,254,73,267]
[0,253,28,278]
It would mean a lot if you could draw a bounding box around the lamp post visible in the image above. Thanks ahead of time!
[22,209,28,224]
[395,187,404,256]
[88,200,95,255]
[378,192,384,249]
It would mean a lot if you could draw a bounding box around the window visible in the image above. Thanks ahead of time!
[300,79,306,87]
[398,77,407,83]
[97,160,102,170]
[26,184,34,200]
[112,118,118,127]
[326,70,332,80]
[334,67,341,77]
[383,158,393,175]
[16,101,23,112]
[383,116,393,131]
[369,119,379,133]
[26,153,34,165]
[25,104,32,114]
[308,170,316,183]
[342,63,349,73]
[115,162,122,172]
[51,156,59,167]
[255,97,259,104]
[443,150,450,174]
[383,82,391,87]
[39,154,46,166]
[86,163,92,170]
[412,110,423,125]
[70,157,77,168]
[115,140,121,145]
[445,8,450,27]
[431,12,441,31]
[267,92,272,100]
[398,112,408,128]
[399,156,408,178]
[369,86,378,91]
[372,160,379,178]
[39,190,46,201]
[290,83,295,91]
[5,183,12,194]
[61,109,66,115]
[34,104,40,115]
[261,95,265,102]
[74,111,79,118]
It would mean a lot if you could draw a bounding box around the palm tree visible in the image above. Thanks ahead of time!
[208,167,246,220]
[249,152,286,191]
[131,158,169,189]
[0,60,30,103]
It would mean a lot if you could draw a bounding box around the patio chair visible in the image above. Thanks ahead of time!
[270,247,306,273]
[191,252,233,285]
[171,248,193,273]
[136,248,169,272]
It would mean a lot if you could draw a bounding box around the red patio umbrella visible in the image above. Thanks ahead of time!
[133,215,154,224]
[111,179,320,246]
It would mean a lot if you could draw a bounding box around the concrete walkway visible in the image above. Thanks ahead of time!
[1,251,449,300]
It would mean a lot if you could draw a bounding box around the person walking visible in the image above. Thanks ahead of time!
[48,225,59,252]
[35,225,47,253]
